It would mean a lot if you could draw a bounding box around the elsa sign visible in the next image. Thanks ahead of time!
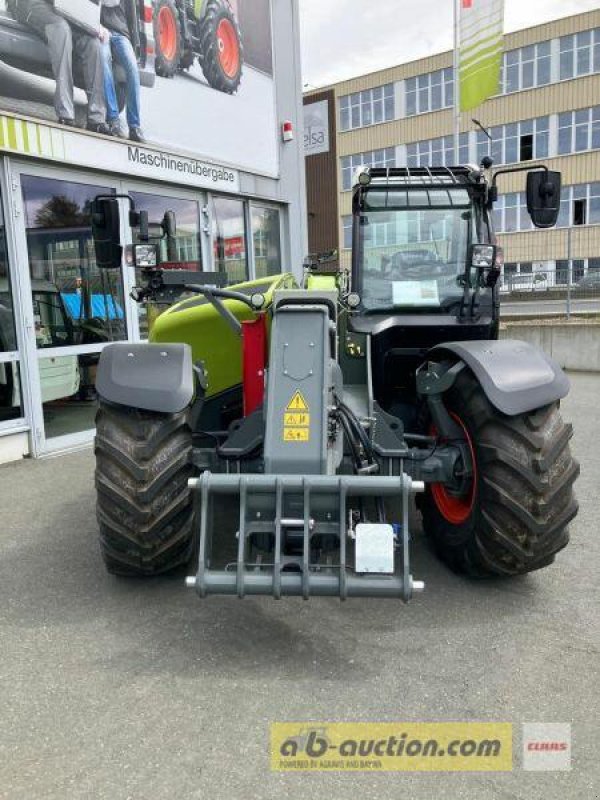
[304,100,330,156]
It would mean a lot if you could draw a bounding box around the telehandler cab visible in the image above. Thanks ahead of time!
[91,163,579,600]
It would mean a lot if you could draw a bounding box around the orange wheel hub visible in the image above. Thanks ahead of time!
[217,18,240,78]
[158,7,178,62]
[431,413,477,525]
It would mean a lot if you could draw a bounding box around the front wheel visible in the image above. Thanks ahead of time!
[421,370,579,577]
[153,0,182,78]
[199,0,243,94]
[95,400,195,576]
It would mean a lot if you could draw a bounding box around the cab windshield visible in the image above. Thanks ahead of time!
[358,187,476,311]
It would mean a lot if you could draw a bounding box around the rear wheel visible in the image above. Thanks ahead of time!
[153,0,182,78]
[199,0,243,94]
[421,370,579,577]
[95,400,194,576]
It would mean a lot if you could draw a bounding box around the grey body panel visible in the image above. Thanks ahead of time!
[429,339,570,416]
[263,301,332,475]
[96,343,194,414]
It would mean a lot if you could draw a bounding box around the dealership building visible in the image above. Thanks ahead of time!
[0,0,307,464]
[304,9,600,287]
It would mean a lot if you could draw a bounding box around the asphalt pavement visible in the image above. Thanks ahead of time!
[0,372,599,800]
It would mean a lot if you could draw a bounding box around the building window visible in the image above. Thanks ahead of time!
[251,206,281,279]
[340,147,396,191]
[573,198,587,226]
[558,106,600,154]
[342,216,353,249]
[480,116,549,166]
[493,193,533,233]
[502,40,551,94]
[339,84,395,131]
[560,28,600,80]
[406,133,468,167]
[211,196,249,285]
[405,67,453,116]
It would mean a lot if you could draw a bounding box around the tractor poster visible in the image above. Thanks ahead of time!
[0,0,278,176]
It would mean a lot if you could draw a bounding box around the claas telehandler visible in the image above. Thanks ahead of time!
[90,162,579,601]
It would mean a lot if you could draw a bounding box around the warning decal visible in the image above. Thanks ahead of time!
[283,392,310,442]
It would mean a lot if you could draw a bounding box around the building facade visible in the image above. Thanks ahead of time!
[0,0,307,464]
[304,9,600,288]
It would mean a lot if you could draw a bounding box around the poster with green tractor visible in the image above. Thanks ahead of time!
[153,0,243,94]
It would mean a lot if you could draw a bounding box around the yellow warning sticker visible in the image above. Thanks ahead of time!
[284,428,310,442]
[287,391,309,412]
[284,412,311,427]
[283,392,310,442]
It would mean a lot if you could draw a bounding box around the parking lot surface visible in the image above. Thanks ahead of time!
[1,372,598,799]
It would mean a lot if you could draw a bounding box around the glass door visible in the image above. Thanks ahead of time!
[11,163,130,455]
[0,173,26,435]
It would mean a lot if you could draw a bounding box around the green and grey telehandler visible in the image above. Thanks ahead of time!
[91,162,579,601]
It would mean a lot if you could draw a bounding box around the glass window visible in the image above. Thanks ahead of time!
[0,196,17,355]
[405,77,417,117]
[21,176,126,350]
[251,206,281,279]
[589,183,600,224]
[0,196,23,424]
[338,84,394,130]
[558,112,573,154]
[212,197,248,286]
[130,191,202,269]
[357,199,475,311]
[560,34,574,80]
[129,191,202,338]
[342,215,353,249]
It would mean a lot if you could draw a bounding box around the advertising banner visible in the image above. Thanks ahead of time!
[459,0,505,111]
[0,0,278,177]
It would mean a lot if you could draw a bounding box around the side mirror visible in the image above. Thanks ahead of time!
[91,197,122,269]
[527,170,561,228]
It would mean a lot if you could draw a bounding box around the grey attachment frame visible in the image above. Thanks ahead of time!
[186,472,425,602]
[428,339,570,416]
[96,342,194,414]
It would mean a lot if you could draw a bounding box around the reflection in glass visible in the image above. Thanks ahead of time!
[212,197,248,285]
[252,206,281,279]
[0,362,23,423]
[21,175,126,349]
[0,189,18,355]
[38,355,98,440]
[129,192,202,337]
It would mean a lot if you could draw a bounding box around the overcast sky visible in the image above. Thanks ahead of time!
[299,0,600,88]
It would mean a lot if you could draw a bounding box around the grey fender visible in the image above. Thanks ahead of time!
[96,343,194,414]
[428,339,570,416]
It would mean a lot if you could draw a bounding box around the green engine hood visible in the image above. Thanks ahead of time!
[149,273,298,398]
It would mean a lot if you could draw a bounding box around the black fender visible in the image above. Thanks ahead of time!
[96,343,194,414]
[427,339,570,416]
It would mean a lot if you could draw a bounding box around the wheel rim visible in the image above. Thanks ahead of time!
[217,18,240,78]
[431,413,477,525]
[158,6,178,62]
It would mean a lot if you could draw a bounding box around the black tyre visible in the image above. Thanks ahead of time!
[95,400,194,576]
[198,0,243,94]
[153,0,182,78]
[421,370,579,577]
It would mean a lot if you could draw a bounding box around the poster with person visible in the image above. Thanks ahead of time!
[0,0,278,175]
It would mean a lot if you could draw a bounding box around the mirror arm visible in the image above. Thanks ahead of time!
[490,164,548,200]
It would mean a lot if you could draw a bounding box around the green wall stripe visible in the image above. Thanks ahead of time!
[6,117,17,150]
